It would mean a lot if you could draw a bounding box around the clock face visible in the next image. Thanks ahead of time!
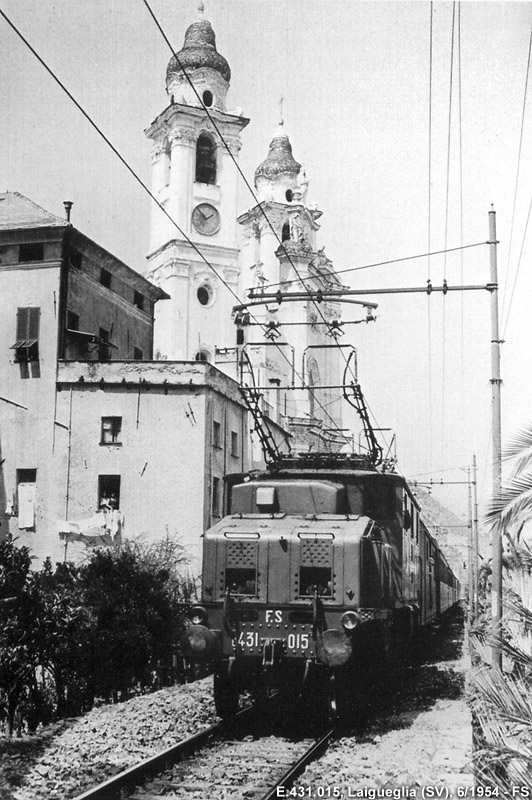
[192,203,221,235]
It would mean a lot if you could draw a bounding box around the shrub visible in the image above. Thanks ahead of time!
[0,534,195,734]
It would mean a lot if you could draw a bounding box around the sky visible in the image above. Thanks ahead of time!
[1,0,532,521]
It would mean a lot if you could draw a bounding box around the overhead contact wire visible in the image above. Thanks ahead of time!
[140,0,364,405]
[265,241,487,290]
[458,4,465,434]
[0,9,244,315]
[502,23,532,338]
[441,2,457,469]
[0,8,344,443]
[427,1,434,472]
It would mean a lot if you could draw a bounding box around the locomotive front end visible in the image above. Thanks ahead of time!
[183,474,393,718]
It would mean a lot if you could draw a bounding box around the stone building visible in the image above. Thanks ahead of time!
[0,4,349,569]
[237,125,346,451]
[0,192,248,569]
[145,6,347,454]
[145,10,248,364]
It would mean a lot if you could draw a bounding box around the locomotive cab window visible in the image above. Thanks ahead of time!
[225,567,256,596]
[299,566,332,597]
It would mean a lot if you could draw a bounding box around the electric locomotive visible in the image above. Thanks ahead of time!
[181,452,460,720]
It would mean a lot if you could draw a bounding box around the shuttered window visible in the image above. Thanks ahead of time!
[11,308,40,362]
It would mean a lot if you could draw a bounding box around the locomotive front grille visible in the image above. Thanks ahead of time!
[222,540,258,596]
[300,539,331,566]
[297,537,333,598]
[227,541,256,566]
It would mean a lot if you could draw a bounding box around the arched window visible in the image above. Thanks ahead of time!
[195,134,216,184]
[281,222,290,242]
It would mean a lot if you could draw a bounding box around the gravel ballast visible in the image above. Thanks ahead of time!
[0,615,473,799]
[0,678,216,800]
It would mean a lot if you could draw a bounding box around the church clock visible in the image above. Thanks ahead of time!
[192,203,221,235]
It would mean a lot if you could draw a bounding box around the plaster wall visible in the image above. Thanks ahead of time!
[66,270,153,360]
[55,383,208,570]
[0,260,63,563]
[53,361,248,572]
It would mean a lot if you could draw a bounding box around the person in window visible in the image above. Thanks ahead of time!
[100,493,117,511]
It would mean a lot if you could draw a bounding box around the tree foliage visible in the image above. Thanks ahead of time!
[0,535,194,736]
[471,424,532,788]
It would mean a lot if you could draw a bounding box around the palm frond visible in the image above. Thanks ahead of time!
[506,595,532,628]
[469,633,493,666]
[485,471,532,529]
[503,423,532,462]
[473,676,532,724]
[475,750,532,791]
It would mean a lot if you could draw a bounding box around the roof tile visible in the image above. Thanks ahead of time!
[0,191,68,230]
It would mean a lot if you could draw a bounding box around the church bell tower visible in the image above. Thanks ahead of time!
[237,125,345,444]
[145,4,249,362]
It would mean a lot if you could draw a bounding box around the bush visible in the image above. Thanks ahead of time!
[0,535,195,735]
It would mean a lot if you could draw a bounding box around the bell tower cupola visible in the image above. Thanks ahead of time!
[238,124,344,441]
[145,3,249,363]
[166,3,230,112]
[254,123,302,204]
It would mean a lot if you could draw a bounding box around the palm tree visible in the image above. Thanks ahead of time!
[470,424,532,786]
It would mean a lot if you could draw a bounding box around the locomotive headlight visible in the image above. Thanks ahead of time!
[180,625,219,660]
[316,629,352,667]
[189,605,208,625]
[341,611,361,631]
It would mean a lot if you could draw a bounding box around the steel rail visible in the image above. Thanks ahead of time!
[259,727,336,800]
[72,704,256,800]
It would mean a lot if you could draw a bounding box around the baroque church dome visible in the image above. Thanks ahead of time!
[255,130,301,182]
[166,18,231,86]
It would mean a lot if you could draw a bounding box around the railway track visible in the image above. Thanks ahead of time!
[73,701,335,800]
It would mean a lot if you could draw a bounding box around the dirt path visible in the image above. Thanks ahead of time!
[294,611,473,794]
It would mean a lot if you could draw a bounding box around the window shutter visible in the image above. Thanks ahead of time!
[16,308,28,340]
[16,308,40,340]
[28,308,40,339]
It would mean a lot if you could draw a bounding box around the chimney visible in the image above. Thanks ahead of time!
[63,201,73,222]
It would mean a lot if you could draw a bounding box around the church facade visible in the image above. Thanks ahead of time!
[0,5,348,570]
[144,6,347,455]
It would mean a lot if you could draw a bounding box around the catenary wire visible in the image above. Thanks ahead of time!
[141,0,384,451]
[427,1,434,472]
[139,0,357,433]
[143,0,494,470]
[0,9,242,315]
[0,6,348,443]
[501,23,532,338]
[502,193,532,340]
[458,4,465,395]
[501,23,532,321]
[441,2,457,470]
[264,241,487,290]
[141,0,350,356]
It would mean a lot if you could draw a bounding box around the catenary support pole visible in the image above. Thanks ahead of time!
[467,466,473,622]
[489,208,503,669]
[472,453,479,619]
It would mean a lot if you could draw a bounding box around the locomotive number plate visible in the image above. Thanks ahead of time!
[238,631,260,648]
[287,633,310,650]
[236,631,311,650]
